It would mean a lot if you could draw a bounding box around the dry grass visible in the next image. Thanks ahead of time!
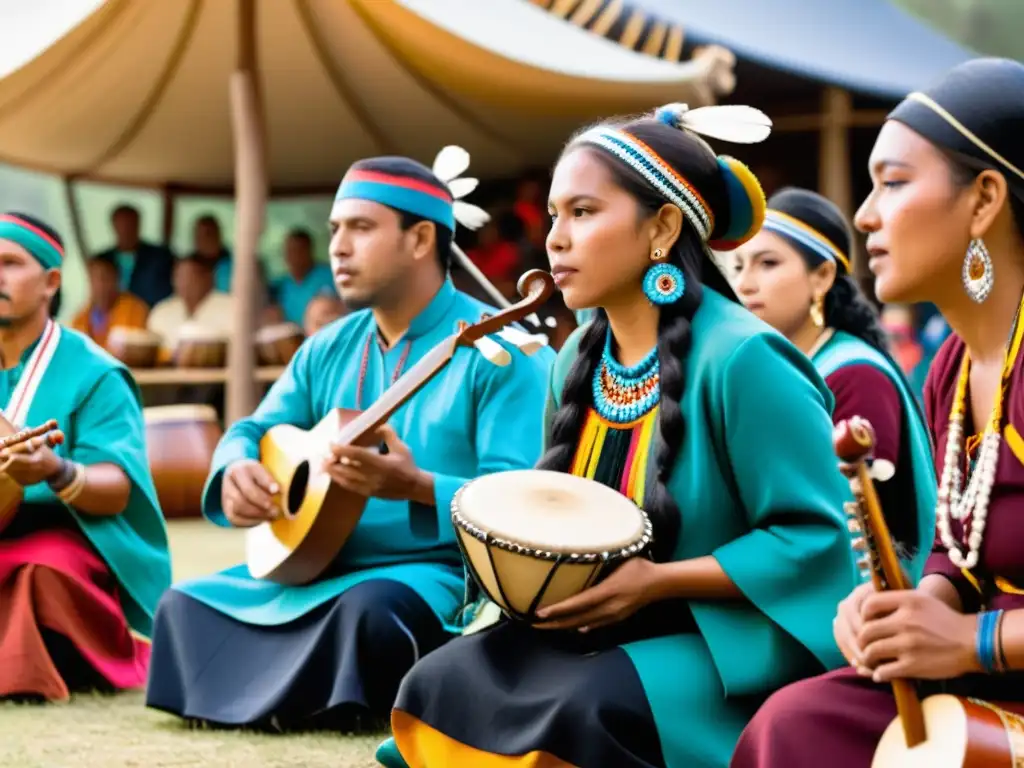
[0,519,386,768]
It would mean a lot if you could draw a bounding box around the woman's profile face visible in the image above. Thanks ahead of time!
[855,121,975,305]
[729,229,827,338]
[546,147,653,311]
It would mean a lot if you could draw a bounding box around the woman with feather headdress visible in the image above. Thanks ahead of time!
[377,103,858,768]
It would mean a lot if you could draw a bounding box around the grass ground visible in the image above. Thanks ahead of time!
[0,519,386,768]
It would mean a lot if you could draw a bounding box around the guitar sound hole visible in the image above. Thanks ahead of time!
[287,461,310,517]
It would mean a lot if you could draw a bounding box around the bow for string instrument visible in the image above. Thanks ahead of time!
[246,269,555,586]
[835,416,1024,768]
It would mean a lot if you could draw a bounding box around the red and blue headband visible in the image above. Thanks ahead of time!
[335,168,456,232]
[0,214,63,271]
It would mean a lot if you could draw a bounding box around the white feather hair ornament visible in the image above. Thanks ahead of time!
[432,145,490,231]
[431,145,546,333]
[654,103,772,145]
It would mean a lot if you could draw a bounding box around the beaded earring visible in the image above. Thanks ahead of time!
[963,238,994,303]
[643,249,685,306]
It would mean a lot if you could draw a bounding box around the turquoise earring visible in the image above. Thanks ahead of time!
[643,250,685,305]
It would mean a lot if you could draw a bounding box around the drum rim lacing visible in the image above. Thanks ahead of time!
[449,485,654,563]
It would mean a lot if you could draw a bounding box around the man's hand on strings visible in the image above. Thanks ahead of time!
[222,459,282,527]
[0,435,62,487]
[326,424,432,503]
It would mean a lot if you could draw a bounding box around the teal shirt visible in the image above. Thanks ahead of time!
[174,280,554,629]
[273,264,336,325]
[6,327,170,638]
[549,289,857,767]
[812,330,937,585]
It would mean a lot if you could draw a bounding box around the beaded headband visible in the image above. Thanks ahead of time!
[763,209,851,273]
[571,103,772,251]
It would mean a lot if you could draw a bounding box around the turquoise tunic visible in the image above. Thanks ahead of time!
[551,289,857,765]
[812,330,937,584]
[173,280,554,630]
[3,326,170,638]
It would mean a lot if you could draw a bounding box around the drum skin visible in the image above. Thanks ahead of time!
[452,469,651,621]
[107,326,162,368]
[255,323,304,366]
[175,323,228,368]
[873,694,1021,768]
[144,405,222,519]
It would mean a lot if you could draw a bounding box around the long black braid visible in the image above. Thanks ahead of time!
[537,119,734,563]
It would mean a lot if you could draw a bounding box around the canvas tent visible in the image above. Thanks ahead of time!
[0,0,737,422]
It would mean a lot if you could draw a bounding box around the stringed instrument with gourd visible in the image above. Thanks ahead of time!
[0,418,67,532]
[835,416,1024,768]
[246,269,555,586]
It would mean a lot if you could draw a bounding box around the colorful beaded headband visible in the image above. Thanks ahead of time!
[763,209,851,273]
[575,126,714,241]
[572,103,772,252]
[0,214,63,271]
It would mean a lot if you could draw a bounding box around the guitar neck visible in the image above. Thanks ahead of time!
[340,338,457,444]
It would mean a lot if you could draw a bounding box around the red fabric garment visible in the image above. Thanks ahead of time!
[0,528,149,700]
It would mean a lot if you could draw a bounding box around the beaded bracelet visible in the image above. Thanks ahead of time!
[46,458,77,493]
[56,462,86,505]
[976,609,1005,673]
[996,609,1010,672]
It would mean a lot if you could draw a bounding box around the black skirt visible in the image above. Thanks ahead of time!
[145,578,451,730]
[391,599,697,767]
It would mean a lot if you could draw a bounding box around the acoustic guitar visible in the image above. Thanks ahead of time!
[0,417,67,532]
[246,269,555,586]
[835,417,1024,767]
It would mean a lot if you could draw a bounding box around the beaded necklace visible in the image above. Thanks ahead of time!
[936,295,1024,569]
[355,331,412,409]
[592,329,660,424]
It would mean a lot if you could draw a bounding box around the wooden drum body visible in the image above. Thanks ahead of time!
[255,322,304,366]
[175,323,228,368]
[144,405,223,519]
[452,469,652,622]
[107,326,162,368]
[874,694,1024,768]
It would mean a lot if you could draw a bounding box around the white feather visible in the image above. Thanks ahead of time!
[448,177,479,199]
[473,335,512,367]
[453,201,490,230]
[678,105,773,144]
[432,145,471,183]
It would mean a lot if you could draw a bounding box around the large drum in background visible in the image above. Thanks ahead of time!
[255,322,304,366]
[451,469,652,621]
[144,404,222,519]
[108,326,162,368]
[175,322,228,368]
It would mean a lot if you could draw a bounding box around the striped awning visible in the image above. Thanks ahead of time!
[528,0,977,98]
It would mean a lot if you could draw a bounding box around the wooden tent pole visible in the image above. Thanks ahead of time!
[61,176,90,262]
[226,0,267,425]
[161,185,177,248]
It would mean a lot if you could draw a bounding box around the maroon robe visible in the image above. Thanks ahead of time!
[827,364,920,553]
[730,334,1024,768]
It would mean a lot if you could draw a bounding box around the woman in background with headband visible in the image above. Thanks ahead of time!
[729,187,936,585]
[731,56,1024,768]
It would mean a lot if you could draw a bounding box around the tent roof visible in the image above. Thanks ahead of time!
[533,0,976,100]
[0,0,736,191]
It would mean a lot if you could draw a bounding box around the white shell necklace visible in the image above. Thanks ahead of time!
[936,298,1024,570]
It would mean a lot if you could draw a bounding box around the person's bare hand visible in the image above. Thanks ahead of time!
[222,460,281,527]
[834,581,876,666]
